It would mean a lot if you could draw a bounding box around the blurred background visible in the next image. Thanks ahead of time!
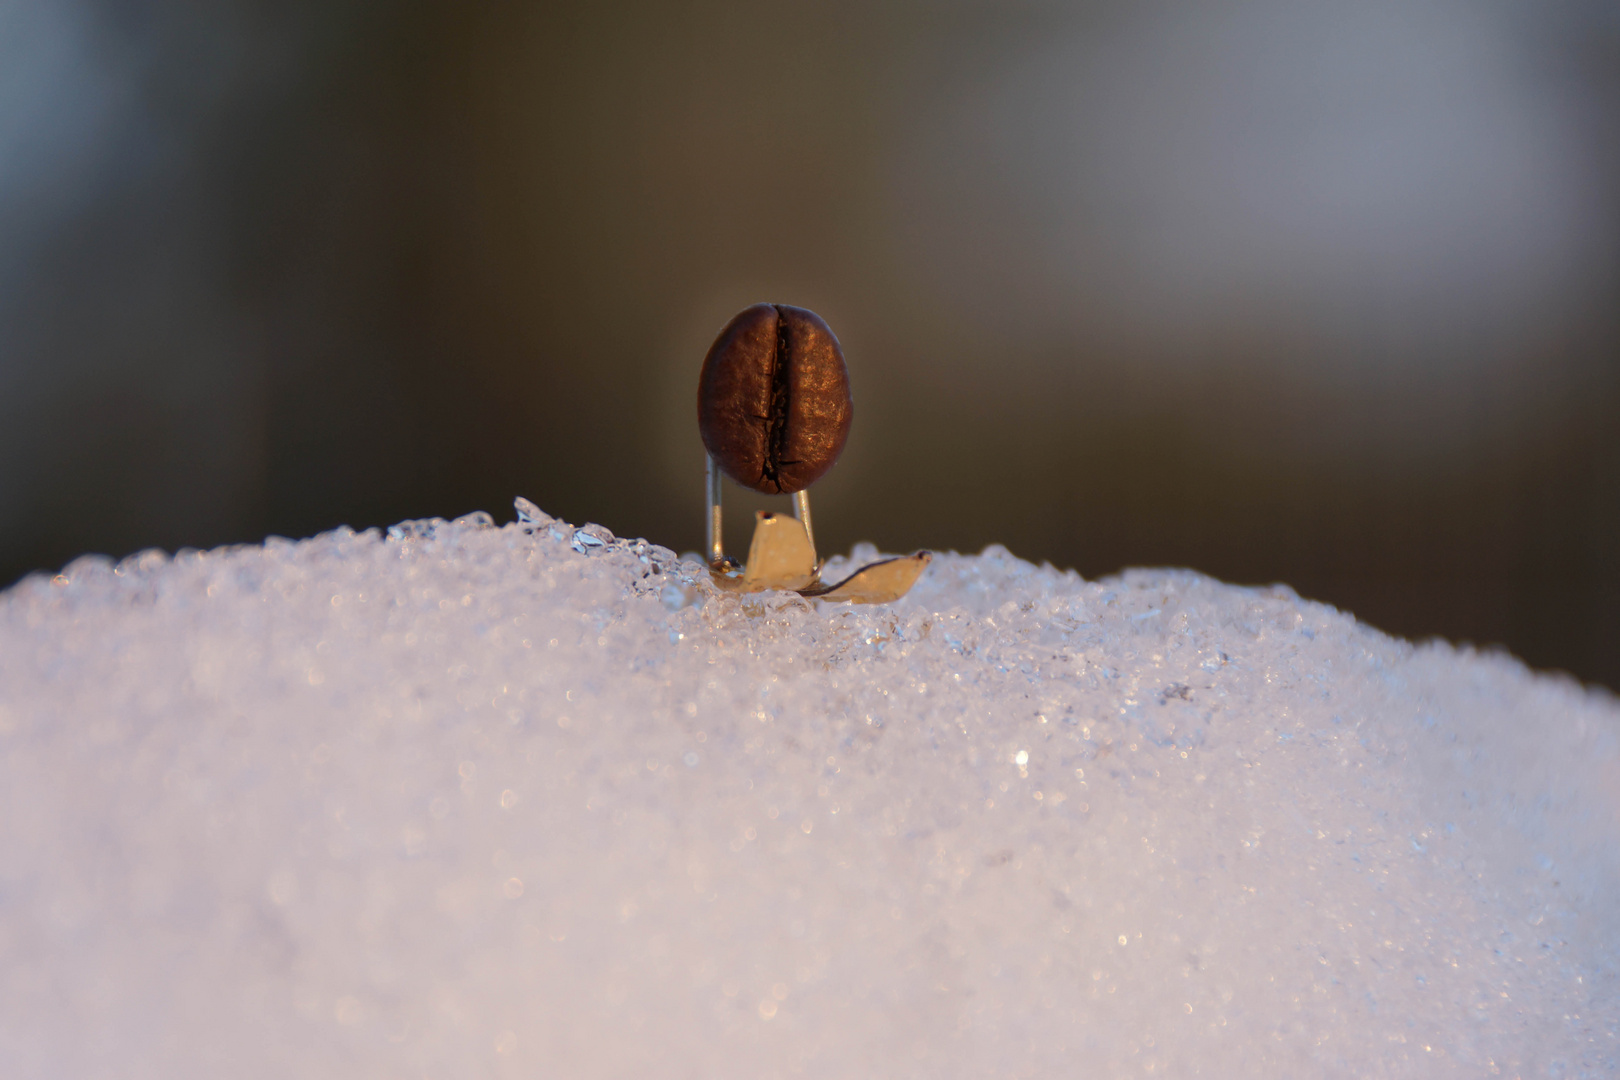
[1,0,1617,688]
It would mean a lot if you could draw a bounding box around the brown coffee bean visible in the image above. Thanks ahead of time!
[697,303,853,495]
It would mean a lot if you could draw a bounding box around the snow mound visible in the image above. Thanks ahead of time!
[1,501,1616,1078]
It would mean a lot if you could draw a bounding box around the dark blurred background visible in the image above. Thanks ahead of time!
[2,1,1617,687]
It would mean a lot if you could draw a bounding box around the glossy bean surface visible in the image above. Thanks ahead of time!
[697,303,852,495]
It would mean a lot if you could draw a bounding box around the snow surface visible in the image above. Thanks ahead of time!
[1,499,1617,1078]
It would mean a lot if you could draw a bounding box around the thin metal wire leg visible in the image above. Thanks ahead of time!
[793,489,816,565]
[706,454,725,566]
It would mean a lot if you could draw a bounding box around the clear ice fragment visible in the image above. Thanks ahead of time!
[570,523,614,554]
[513,496,552,526]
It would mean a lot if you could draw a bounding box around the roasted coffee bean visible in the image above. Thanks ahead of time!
[697,303,853,495]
